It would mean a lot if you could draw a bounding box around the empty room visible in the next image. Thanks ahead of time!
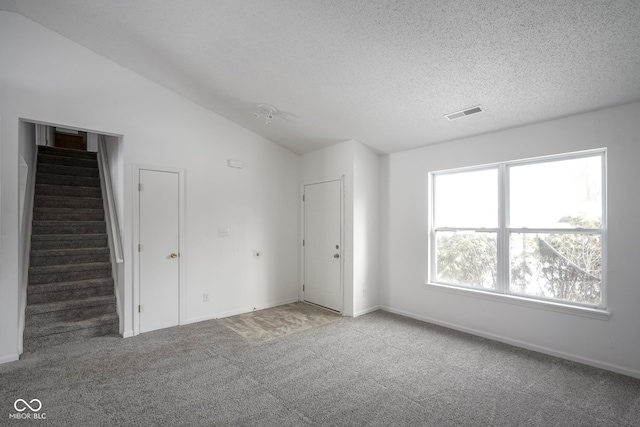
[1,1,639,426]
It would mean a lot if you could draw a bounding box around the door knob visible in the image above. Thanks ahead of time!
[170,253,178,258]
[334,254,340,258]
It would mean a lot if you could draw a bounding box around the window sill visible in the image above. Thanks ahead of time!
[424,282,611,321]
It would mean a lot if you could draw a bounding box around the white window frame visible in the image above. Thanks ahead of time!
[428,149,608,315]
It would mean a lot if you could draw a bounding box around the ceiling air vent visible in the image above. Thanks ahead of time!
[445,105,483,121]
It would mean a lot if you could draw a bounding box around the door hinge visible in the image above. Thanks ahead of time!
[302,239,305,246]
[138,244,142,252]
[302,194,305,202]
[138,305,142,313]
[138,183,144,191]
[303,284,305,291]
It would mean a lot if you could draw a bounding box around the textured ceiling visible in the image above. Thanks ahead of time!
[2,0,640,154]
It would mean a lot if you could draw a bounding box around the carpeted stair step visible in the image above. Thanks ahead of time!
[34,195,103,209]
[37,153,98,169]
[37,163,99,178]
[29,262,112,284]
[32,220,106,235]
[35,184,102,198]
[33,207,104,222]
[22,313,119,352]
[25,295,116,325]
[27,278,114,304]
[38,146,98,160]
[36,173,100,188]
[30,247,110,267]
[31,233,108,250]
[25,312,118,338]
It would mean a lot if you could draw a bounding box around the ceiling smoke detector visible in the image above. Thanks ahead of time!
[255,104,278,125]
[445,105,484,121]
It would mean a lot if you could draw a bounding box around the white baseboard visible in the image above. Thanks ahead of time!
[0,353,20,365]
[122,330,135,338]
[354,305,381,317]
[183,297,300,325]
[182,314,223,325]
[380,306,640,380]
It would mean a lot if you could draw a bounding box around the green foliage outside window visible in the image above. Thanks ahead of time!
[436,215,602,305]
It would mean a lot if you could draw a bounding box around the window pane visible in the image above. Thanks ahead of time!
[434,168,498,228]
[436,231,497,289]
[509,156,602,228]
[509,232,602,305]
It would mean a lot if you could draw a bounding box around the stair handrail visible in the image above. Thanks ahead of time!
[97,139,124,263]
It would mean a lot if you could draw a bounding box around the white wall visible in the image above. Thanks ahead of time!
[97,134,126,334]
[0,11,300,362]
[353,142,380,315]
[103,135,123,240]
[381,102,640,378]
[18,122,35,236]
[17,121,36,355]
[300,139,380,316]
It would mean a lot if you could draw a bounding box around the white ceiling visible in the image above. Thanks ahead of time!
[2,0,640,154]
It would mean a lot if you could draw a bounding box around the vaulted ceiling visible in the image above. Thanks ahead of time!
[2,0,640,154]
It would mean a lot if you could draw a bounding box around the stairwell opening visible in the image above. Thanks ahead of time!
[18,121,124,354]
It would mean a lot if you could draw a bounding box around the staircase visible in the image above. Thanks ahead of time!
[24,146,118,352]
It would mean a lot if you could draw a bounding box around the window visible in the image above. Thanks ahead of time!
[430,150,606,309]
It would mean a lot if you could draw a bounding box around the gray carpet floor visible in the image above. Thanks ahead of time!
[1,310,639,426]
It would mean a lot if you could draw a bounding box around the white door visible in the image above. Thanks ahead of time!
[139,169,180,333]
[304,180,342,312]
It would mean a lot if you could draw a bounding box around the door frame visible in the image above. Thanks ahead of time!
[132,164,186,335]
[301,176,345,313]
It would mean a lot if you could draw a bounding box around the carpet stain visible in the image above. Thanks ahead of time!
[218,302,341,343]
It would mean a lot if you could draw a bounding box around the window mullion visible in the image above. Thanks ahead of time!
[600,151,608,310]
[428,172,436,283]
[497,164,509,294]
